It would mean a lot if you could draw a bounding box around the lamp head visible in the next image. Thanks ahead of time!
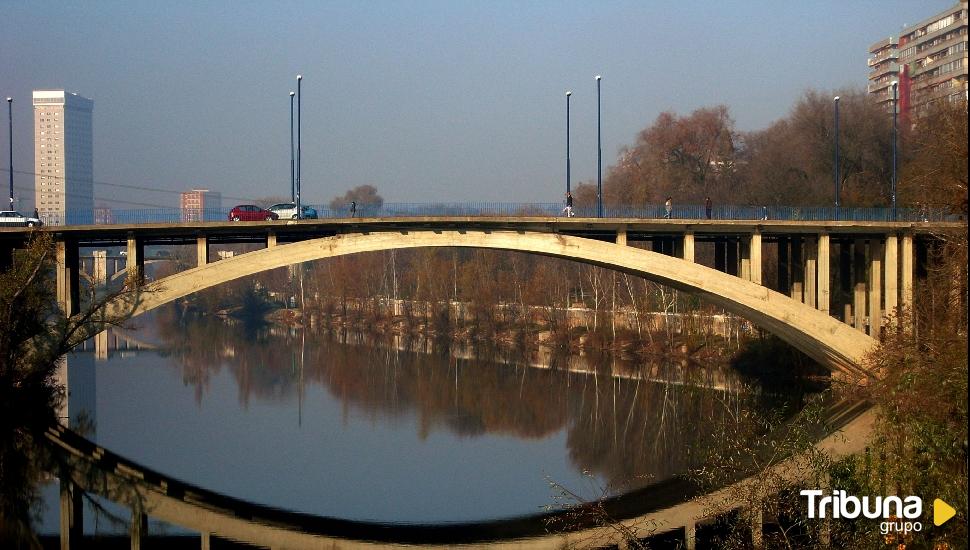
[290,91,295,97]
[297,74,303,80]
[566,91,572,97]
[834,96,840,101]
[5,97,10,103]
[595,75,602,81]
[891,80,898,88]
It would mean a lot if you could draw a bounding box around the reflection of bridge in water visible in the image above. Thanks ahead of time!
[4,216,947,547]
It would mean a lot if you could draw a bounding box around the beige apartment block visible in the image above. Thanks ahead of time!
[33,90,94,225]
[868,2,968,116]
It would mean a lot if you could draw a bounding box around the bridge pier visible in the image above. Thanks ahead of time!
[267,231,278,248]
[56,238,80,316]
[615,226,627,246]
[901,233,914,314]
[130,506,148,550]
[818,234,831,315]
[804,238,817,308]
[682,231,694,262]
[777,237,789,294]
[884,234,898,323]
[790,237,803,303]
[93,250,108,286]
[869,241,883,336]
[59,475,83,550]
[197,235,209,267]
[853,239,867,333]
[126,233,145,286]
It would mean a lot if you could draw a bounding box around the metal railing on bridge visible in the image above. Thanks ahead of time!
[35,202,958,226]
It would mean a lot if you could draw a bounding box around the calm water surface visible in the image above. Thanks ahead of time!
[41,309,775,533]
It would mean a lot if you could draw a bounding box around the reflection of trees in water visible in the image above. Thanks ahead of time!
[156,313,780,491]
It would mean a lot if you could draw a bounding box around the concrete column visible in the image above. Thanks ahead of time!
[777,237,790,294]
[684,521,696,550]
[750,231,762,285]
[95,330,109,361]
[130,508,147,550]
[59,477,83,550]
[201,532,211,550]
[126,233,144,286]
[884,234,899,322]
[750,504,764,549]
[817,234,831,315]
[726,239,739,277]
[869,241,883,336]
[790,237,804,303]
[682,232,695,262]
[804,237,817,309]
[900,233,914,315]
[92,250,108,286]
[854,239,867,333]
[740,238,751,281]
[196,235,208,267]
[56,238,80,316]
[267,231,278,248]
[615,226,627,246]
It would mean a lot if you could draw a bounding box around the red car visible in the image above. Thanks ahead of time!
[228,205,279,221]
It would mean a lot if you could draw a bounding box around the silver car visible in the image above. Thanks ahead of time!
[0,210,43,227]
[268,203,318,219]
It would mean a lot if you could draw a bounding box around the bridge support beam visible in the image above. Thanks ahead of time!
[682,232,694,262]
[900,233,914,315]
[59,475,83,550]
[126,233,145,286]
[130,506,147,550]
[853,239,867,333]
[197,236,209,267]
[790,237,803,303]
[267,231,278,248]
[818,234,830,315]
[615,226,627,246]
[804,237,817,308]
[56,238,80,316]
[869,241,882,336]
[749,232,762,285]
[884,234,898,322]
[93,250,108,286]
[740,239,751,281]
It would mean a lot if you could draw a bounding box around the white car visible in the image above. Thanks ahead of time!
[268,203,318,219]
[0,210,43,227]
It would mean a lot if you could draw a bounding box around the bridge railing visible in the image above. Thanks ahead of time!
[35,203,958,226]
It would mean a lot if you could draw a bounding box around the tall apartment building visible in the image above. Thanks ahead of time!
[180,189,222,222]
[868,3,968,117]
[33,90,94,225]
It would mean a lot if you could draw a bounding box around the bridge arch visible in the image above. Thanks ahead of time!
[108,230,875,377]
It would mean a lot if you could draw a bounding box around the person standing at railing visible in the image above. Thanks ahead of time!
[761,205,768,221]
[705,197,712,219]
[562,192,574,217]
[350,200,357,218]
[664,197,672,219]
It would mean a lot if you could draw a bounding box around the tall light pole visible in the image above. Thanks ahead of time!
[289,91,296,203]
[565,91,572,194]
[6,97,12,210]
[595,75,602,218]
[833,96,840,219]
[891,81,898,220]
[296,74,303,219]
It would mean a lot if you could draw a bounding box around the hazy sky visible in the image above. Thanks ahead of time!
[1,1,955,208]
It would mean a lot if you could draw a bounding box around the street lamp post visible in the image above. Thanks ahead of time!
[833,96,840,219]
[891,81,898,220]
[566,91,571,195]
[595,75,602,218]
[6,97,12,210]
[289,91,296,203]
[296,74,303,219]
